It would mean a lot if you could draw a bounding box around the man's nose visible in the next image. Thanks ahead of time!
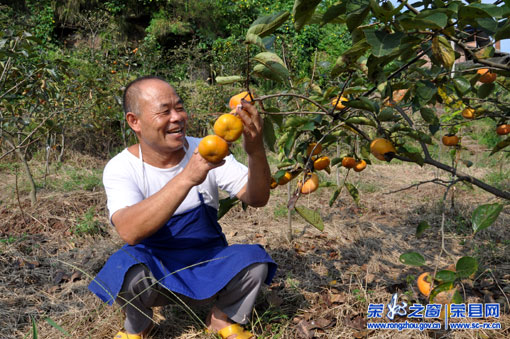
[169,109,185,122]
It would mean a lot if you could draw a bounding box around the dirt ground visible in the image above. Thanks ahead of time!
[1,158,509,338]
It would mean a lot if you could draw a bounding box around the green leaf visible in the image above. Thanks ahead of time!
[477,83,495,99]
[247,11,290,38]
[472,203,503,234]
[263,118,276,152]
[244,33,266,50]
[252,52,289,83]
[400,12,448,30]
[284,130,297,156]
[475,17,498,34]
[429,282,455,302]
[330,157,343,167]
[420,107,439,125]
[490,137,510,155]
[495,19,510,41]
[295,206,324,231]
[215,76,245,85]
[45,318,70,337]
[331,39,370,76]
[344,116,376,127]
[399,252,425,266]
[377,107,398,121]
[452,289,464,304]
[218,197,239,220]
[346,5,370,33]
[344,182,359,205]
[455,256,478,278]
[364,29,404,57]
[405,130,433,145]
[453,76,471,95]
[415,80,437,104]
[329,187,341,207]
[416,220,430,237]
[292,0,322,31]
[30,316,38,339]
[344,97,378,113]
[431,36,455,70]
[321,2,347,26]
[436,270,457,283]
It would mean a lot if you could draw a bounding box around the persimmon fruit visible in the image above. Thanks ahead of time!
[461,107,475,119]
[341,156,356,169]
[442,134,459,146]
[417,272,432,297]
[278,172,293,185]
[198,135,229,164]
[353,160,367,172]
[496,124,510,135]
[313,156,330,171]
[229,91,254,109]
[270,178,278,189]
[370,138,396,161]
[300,173,319,194]
[330,96,349,110]
[306,142,322,157]
[477,68,497,84]
[214,113,244,142]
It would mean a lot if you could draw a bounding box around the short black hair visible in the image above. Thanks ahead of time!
[122,75,168,115]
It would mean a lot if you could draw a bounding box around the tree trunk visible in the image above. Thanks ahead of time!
[5,138,37,205]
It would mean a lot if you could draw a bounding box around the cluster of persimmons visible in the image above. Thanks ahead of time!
[198,91,253,163]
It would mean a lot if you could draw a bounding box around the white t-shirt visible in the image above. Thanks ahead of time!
[103,136,248,221]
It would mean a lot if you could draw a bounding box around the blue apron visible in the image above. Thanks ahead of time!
[88,193,277,305]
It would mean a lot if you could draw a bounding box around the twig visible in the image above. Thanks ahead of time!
[449,35,510,71]
[488,269,510,311]
[307,48,318,96]
[255,93,329,113]
[14,164,27,225]
[439,178,464,257]
[391,103,432,160]
[260,111,326,115]
[383,178,451,194]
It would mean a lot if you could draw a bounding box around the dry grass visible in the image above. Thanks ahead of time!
[1,155,509,338]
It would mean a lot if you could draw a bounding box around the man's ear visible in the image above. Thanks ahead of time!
[126,112,141,132]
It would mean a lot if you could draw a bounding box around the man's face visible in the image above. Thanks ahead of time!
[135,79,188,153]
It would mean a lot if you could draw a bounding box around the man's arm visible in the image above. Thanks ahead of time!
[235,100,271,207]
[112,151,222,245]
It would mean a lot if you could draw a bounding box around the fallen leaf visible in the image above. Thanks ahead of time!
[330,292,347,304]
[266,291,283,307]
[53,271,65,285]
[70,271,82,282]
[345,315,367,330]
[296,320,312,338]
[353,329,371,338]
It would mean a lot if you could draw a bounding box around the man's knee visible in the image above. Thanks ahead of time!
[244,262,268,286]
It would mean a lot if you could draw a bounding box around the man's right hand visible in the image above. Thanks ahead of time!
[180,147,225,186]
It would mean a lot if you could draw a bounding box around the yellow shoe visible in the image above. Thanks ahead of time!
[113,331,141,339]
[217,324,254,339]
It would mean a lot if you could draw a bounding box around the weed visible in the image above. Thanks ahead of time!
[0,234,23,244]
[356,181,379,193]
[484,170,510,191]
[73,207,102,236]
[352,288,366,303]
[273,203,294,219]
[62,169,102,191]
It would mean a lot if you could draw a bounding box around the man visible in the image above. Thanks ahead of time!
[89,76,277,339]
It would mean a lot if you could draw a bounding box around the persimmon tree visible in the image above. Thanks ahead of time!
[216,0,510,305]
